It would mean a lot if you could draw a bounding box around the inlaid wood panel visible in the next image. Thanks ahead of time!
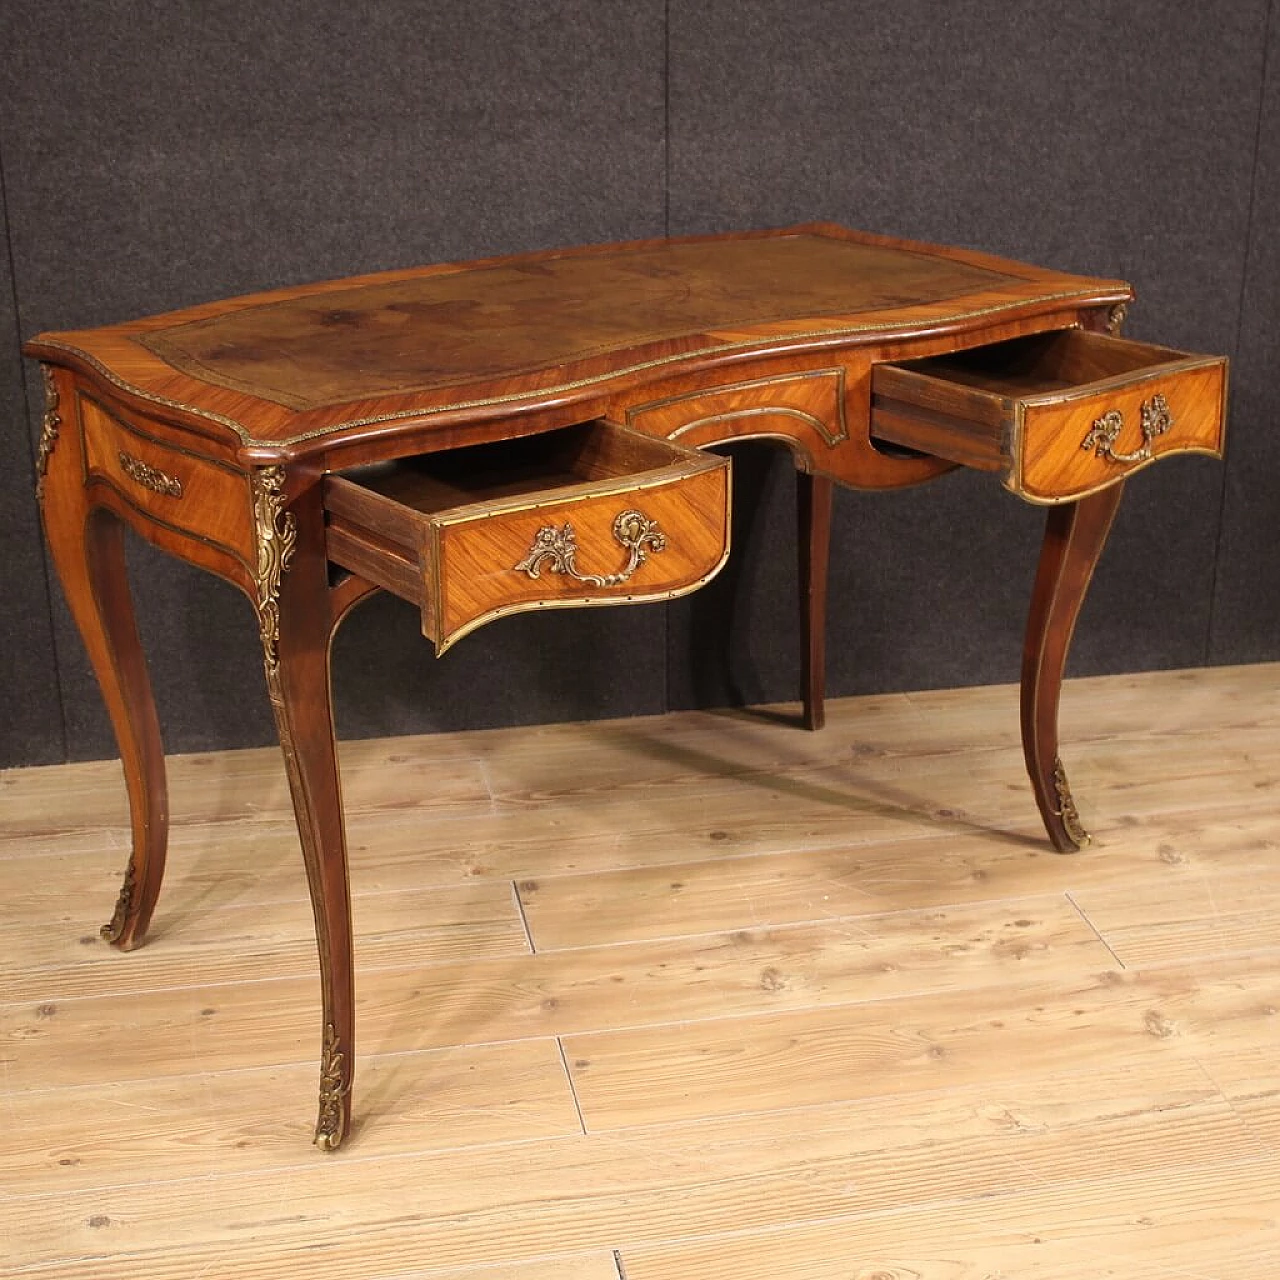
[325,421,732,652]
[871,329,1227,503]
[1019,359,1226,502]
[77,394,255,561]
[435,459,730,649]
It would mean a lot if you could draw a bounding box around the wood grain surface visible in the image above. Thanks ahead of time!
[2,662,1277,1277]
[24,224,1129,461]
[870,329,1228,502]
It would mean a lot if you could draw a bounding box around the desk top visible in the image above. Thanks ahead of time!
[26,223,1128,460]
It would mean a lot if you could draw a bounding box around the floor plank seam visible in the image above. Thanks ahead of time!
[606,1149,1280,1258]
[2,889,1115,1007]
[2,1034,575,1099]
[512,880,537,954]
[1064,889,1128,970]
[555,1036,589,1136]
[519,888,1123,955]
[6,667,1280,1277]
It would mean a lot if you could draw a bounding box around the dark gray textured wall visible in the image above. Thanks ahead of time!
[1210,3,1280,663]
[666,0,1267,704]
[0,154,64,766]
[0,1,1276,768]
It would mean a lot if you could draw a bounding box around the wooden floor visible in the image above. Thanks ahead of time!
[2,664,1279,1279]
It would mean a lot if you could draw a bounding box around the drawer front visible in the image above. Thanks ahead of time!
[870,330,1228,504]
[323,420,733,653]
[432,460,730,650]
[79,395,255,559]
[1018,358,1226,502]
[622,368,849,458]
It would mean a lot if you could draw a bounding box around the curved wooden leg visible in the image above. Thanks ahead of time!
[1021,481,1125,852]
[797,471,832,731]
[254,470,354,1150]
[39,391,168,951]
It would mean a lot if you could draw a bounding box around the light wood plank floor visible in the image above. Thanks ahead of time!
[2,664,1278,1279]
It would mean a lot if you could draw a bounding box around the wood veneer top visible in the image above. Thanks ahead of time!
[26,224,1129,459]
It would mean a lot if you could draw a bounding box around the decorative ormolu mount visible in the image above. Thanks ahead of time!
[34,366,62,500]
[100,860,138,943]
[251,466,297,675]
[1081,393,1174,465]
[1052,757,1091,848]
[315,1022,346,1150]
[514,509,667,587]
[1106,303,1128,335]
[118,450,184,498]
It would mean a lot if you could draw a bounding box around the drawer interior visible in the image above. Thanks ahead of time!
[332,420,692,518]
[881,329,1186,400]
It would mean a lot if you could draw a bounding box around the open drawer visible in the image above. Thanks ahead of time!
[870,329,1227,503]
[323,420,731,653]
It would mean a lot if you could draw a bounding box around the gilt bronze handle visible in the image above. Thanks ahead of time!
[118,450,184,498]
[1080,393,1174,465]
[514,509,667,587]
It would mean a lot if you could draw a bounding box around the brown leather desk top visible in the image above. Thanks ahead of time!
[26,223,1128,458]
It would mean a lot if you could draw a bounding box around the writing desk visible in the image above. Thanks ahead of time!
[26,224,1227,1149]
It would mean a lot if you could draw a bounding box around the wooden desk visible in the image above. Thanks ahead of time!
[26,224,1227,1149]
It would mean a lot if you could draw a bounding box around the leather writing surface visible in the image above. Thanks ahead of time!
[138,235,1015,409]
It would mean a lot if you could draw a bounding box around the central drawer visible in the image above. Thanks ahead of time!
[870,329,1227,503]
[323,420,731,653]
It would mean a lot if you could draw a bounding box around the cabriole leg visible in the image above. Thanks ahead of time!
[1021,482,1125,851]
[37,370,169,950]
[253,469,355,1150]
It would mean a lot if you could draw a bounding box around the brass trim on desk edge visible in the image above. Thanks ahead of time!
[31,289,1124,451]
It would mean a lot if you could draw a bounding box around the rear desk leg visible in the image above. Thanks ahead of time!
[1021,482,1125,851]
[797,471,833,731]
[253,469,354,1150]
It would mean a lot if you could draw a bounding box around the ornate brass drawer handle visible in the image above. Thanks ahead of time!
[1080,393,1174,465]
[514,508,667,587]
[118,450,184,498]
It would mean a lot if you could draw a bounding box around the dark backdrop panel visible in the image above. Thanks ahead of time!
[2,2,1276,768]
[1209,4,1280,663]
[0,163,64,768]
[2,0,668,762]
[666,0,1266,710]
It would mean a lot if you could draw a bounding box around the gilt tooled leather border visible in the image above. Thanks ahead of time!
[34,288,1116,452]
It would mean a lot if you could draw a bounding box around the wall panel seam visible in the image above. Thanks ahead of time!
[1204,0,1274,664]
[0,130,70,763]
